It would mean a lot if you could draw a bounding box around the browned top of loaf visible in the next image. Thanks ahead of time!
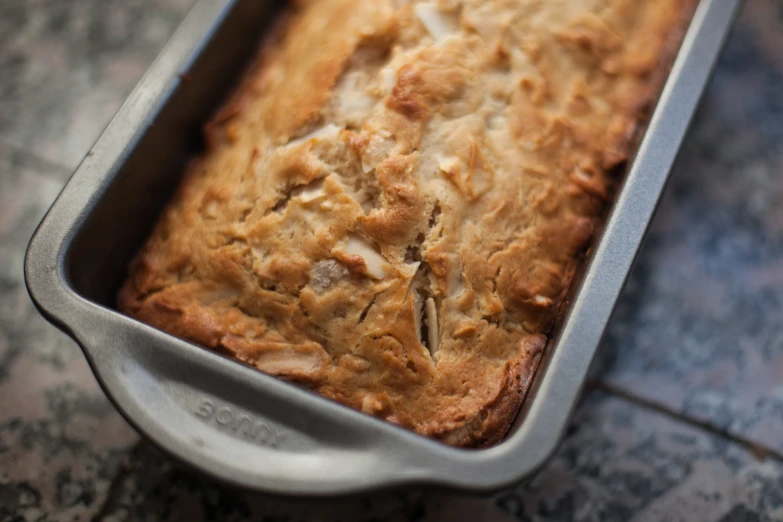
[119,0,693,446]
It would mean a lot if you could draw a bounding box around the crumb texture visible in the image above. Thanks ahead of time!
[119,0,692,446]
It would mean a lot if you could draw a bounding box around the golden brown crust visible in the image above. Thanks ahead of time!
[119,0,695,447]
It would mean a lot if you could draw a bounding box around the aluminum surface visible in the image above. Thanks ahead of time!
[24,0,741,496]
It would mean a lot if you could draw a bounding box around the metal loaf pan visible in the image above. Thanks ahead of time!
[25,0,740,496]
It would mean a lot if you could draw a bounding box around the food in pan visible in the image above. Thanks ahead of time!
[119,0,694,446]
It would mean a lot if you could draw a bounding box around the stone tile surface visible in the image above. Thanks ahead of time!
[500,393,783,522]
[599,2,783,456]
[0,0,195,172]
[0,146,140,521]
[25,393,781,522]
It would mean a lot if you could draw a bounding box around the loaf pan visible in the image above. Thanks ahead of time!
[24,0,740,496]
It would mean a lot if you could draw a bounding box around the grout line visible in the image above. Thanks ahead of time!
[589,380,783,463]
[0,140,73,176]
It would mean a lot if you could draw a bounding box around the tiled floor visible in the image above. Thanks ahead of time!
[0,0,195,171]
[0,0,782,521]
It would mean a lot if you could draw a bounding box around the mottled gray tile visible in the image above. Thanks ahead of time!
[92,442,427,522]
[0,0,195,172]
[596,2,783,455]
[744,0,783,73]
[80,440,515,522]
[0,147,139,521]
[498,392,783,522]
[66,392,783,522]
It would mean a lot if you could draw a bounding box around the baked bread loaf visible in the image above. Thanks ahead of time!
[119,0,693,446]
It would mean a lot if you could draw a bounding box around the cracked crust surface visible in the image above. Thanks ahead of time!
[119,0,694,446]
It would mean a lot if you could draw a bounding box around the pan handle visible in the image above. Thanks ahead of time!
[74,318,427,495]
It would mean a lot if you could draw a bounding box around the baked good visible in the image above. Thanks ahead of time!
[119,0,693,446]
